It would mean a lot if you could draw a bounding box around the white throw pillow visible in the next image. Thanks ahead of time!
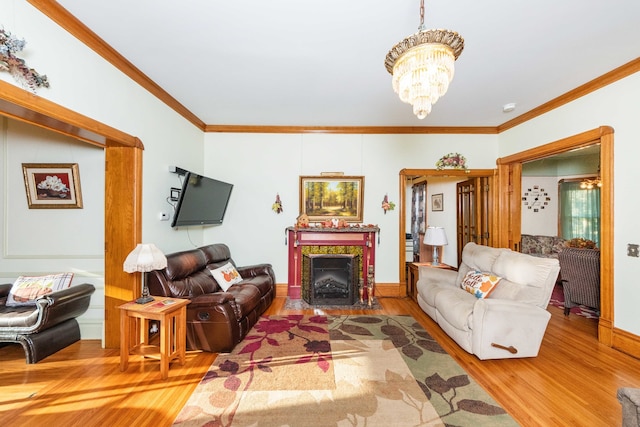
[209,262,242,291]
[6,273,74,307]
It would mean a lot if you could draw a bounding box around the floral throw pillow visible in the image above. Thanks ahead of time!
[6,273,74,307]
[209,262,243,291]
[460,270,501,299]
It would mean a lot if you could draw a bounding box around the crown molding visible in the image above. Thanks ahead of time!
[204,125,498,134]
[28,1,640,136]
[28,0,206,131]
[498,58,640,133]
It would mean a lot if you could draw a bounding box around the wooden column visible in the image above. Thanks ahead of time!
[104,141,143,348]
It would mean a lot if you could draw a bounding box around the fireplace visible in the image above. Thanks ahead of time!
[302,254,360,305]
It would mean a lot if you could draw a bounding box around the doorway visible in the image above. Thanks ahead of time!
[496,126,613,345]
[398,168,496,286]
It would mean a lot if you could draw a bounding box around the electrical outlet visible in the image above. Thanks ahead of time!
[628,244,639,257]
[159,212,170,221]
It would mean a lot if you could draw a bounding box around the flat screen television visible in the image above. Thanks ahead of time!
[171,171,234,227]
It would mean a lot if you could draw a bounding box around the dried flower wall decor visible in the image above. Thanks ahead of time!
[0,27,49,92]
[436,152,467,170]
[272,194,283,214]
[381,194,395,214]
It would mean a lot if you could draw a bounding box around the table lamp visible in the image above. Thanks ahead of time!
[423,226,448,266]
[123,243,167,304]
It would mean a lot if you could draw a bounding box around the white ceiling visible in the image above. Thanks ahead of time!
[55,0,640,128]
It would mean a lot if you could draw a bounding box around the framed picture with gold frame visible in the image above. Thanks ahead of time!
[22,163,83,209]
[299,175,364,222]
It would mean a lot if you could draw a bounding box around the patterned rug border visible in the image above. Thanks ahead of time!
[283,296,382,310]
[174,314,517,426]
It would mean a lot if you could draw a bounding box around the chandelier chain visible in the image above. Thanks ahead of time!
[419,0,425,30]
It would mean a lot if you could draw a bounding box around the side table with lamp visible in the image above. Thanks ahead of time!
[119,243,189,379]
[408,227,457,301]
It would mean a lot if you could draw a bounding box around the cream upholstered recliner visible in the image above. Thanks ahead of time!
[416,242,560,359]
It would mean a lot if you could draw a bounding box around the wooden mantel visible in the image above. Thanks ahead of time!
[286,226,379,299]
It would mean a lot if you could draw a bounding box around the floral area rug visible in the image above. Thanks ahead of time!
[173,315,517,426]
[549,284,599,319]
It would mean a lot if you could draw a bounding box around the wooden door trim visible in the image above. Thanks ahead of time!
[496,126,614,348]
[398,169,496,287]
[0,79,142,348]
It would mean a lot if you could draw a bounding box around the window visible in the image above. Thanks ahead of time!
[559,179,600,247]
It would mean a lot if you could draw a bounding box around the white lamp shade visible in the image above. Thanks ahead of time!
[423,227,448,246]
[123,243,167,273]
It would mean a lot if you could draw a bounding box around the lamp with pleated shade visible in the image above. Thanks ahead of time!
[123,243,167,304]
[423,226,448,266]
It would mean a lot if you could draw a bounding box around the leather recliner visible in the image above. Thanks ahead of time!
[0,283,95,363]
[146,243,275,353]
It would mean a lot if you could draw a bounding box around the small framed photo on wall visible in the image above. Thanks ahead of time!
[22,163,83,209]
[432,193,443,212]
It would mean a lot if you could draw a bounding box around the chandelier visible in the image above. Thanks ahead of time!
[384,0,464,119]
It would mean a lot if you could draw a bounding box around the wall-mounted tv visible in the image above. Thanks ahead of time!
[171,171,234,227]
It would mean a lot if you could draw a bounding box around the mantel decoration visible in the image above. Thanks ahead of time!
[0,27,49,92]
[436,152,467,170]
[384,0,464,119]
[272,193,283,214]
[381,194,395,214]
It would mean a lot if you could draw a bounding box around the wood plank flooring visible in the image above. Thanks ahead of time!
[1,297,638,426]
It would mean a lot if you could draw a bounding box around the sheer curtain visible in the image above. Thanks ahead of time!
[559,180,601,247]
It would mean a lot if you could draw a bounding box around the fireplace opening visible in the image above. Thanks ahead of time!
[302,254,359,305]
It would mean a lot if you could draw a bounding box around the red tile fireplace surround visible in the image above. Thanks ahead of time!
[286,226,379,301]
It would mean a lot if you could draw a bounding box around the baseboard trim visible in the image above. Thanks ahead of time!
[612,326,640,359]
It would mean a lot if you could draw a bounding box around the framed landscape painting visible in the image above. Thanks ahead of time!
[299,175,364,222]
[22,163,83,209]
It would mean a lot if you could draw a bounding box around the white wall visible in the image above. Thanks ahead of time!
[498,71,640,335]
[425,178,462,266]
[202,133,499,284]
[0,118,105,338]
[4,1,640,341]
[0,2,205,341]
[521,176,559,236]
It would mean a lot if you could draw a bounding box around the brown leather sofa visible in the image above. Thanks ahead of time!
[0,283,95,363]
[146,243,275,353]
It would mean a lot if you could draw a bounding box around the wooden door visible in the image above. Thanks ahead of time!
[496,162,522,250]
[456,177,492,263]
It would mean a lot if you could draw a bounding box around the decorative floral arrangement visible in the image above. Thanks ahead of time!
[566,237,597,249]
[272,194,283,214]
[0,27,49,92]
[436,152,467,170]
[381,194,395,214]
[36,175,69,198]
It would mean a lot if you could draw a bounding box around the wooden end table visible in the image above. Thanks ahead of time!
[119,297,190,380]
[407,262,457,302]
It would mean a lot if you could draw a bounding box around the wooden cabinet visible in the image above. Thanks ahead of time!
[407,262,456,302]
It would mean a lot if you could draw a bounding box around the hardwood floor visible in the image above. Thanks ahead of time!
[1,297,637,426]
